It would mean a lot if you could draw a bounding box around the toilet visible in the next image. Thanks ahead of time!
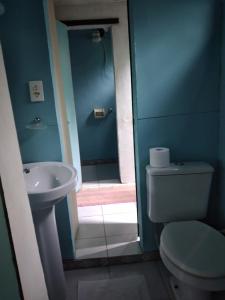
[146,162,225,300]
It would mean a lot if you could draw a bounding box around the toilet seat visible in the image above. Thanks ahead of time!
[160,221,225,291]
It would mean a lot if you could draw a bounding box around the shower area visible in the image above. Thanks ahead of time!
[69,28,120,192]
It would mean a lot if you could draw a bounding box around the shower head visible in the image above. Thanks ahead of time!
[92,29,105,43]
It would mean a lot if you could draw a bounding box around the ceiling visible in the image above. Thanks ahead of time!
[54,0,126,5]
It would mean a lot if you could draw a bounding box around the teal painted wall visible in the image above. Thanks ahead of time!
[0,190,21,300]
[218,2,225,229]
[57,21,82,191]
[0,0,74,259]
[69,29,118,162]
[0,0,61,163]
[129,0,221,251]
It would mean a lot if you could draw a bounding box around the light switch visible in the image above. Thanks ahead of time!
[29,81,44,102]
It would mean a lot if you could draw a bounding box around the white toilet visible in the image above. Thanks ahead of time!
[146,162,225,300]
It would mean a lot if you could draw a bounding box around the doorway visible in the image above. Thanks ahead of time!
[67,26,140,259]
[69,28,119,183]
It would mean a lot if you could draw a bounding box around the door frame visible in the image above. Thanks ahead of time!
[55,1,135,184]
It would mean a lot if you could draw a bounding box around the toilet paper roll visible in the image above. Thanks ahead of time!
[150,148,170,168]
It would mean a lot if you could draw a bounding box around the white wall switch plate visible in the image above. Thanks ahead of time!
[29,80,44,102]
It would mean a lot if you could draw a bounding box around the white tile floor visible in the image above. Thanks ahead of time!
[76,202,140,259]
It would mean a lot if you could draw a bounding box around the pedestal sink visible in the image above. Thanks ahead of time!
[23,162,77,300]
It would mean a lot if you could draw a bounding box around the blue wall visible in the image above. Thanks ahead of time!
[0,191,21,300]
[0,0,61,163]
[69,29,118,162]
[218,2,225,229]
[129,0,221,251]
[0,0,74,259]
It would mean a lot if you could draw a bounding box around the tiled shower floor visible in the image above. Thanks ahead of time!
[81,163,119,181]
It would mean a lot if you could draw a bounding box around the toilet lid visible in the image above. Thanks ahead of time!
[160,221,225,278]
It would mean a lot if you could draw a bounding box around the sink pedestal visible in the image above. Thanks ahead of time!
[23,161,77,300]
[32,205,66,300]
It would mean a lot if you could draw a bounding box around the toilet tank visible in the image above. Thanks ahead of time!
[146,162,214,223]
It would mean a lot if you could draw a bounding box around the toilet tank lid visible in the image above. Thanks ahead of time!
[146,162,214,176]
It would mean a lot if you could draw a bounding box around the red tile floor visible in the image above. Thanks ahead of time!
[77,182,136,207]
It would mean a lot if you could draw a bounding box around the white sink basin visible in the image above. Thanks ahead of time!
[23,161,77,211]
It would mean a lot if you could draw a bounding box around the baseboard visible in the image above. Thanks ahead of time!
[81,159,118,166]
[63,251,160,270]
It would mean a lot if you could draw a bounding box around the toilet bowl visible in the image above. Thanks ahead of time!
[146,162,225,299]
[160,221,225,300]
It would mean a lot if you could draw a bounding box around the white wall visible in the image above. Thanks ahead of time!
[0,44,49,300]
[55,1,135,183]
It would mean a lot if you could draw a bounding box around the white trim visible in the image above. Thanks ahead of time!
[0,44,49,300]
